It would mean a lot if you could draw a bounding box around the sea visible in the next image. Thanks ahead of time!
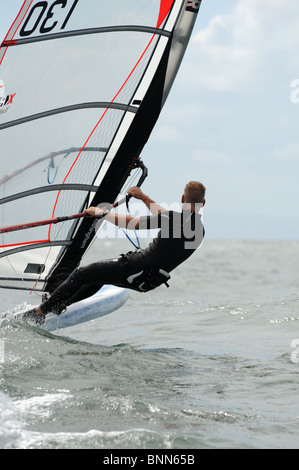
[0,239,299,451]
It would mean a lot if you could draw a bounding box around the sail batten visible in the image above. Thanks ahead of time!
[1,25,171,49]
[0,184,98,206]
[0,0,202,292]
[0,241,71,258]
[0,103,138,131]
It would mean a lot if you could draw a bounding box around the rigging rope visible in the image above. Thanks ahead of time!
[122,196,141,250]
[47,156,58,184]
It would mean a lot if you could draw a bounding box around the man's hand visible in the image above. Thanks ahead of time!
[84,206,106,218]
[128,186,166,214]
[127,186,147,201]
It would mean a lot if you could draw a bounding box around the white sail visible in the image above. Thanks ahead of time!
[0,0,202,292]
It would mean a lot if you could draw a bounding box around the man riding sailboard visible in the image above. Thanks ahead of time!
[23,181,206,325]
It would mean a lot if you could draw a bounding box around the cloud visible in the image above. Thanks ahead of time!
[192,148,233,166]
[187,0,299,92]
[273,142,299,162]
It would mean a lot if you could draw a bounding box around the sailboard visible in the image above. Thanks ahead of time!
[1,285,130,332]
[0,0,202,328]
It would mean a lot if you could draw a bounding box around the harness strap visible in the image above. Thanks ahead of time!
[127,267,170,292]
[122,193,141,250]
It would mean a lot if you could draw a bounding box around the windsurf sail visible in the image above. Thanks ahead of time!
[0,0,202,293]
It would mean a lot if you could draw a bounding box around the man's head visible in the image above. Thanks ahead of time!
[182,181,206,208]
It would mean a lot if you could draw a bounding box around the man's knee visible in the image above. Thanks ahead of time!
[68,267,83,284]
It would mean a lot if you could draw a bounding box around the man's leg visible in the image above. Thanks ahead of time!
[64,283,104,307]
[23,257,128,322]
[41,258,128,314]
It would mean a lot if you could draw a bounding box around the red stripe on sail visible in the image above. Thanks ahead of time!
[0,0,33,65]
[156,0,175,28]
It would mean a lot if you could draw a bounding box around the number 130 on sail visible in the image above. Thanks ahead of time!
[19,0,79,37]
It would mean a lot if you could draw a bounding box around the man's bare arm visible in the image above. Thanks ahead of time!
[84,206,140,230]
[127,186,167,215]
[84,185,166,227]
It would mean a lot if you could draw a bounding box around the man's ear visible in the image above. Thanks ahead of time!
[181,194,185,203]
[202,199,206,207]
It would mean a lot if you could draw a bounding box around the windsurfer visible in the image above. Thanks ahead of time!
[23,181,206,325]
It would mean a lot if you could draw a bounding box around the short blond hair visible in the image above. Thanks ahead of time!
[184,181,206,204]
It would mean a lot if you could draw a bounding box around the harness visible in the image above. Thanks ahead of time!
[127,266,170,292]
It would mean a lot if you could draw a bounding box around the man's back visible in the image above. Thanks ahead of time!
[134,210,204,272]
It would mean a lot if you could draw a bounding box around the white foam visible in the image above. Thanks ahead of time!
[0,392,26,449]
[0,302,35,325]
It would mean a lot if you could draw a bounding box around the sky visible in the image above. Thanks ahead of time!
[0,0,298,240]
